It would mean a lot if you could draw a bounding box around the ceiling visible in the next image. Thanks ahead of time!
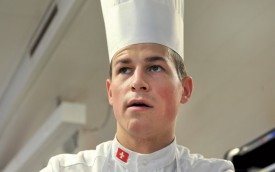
[0,0,274,171]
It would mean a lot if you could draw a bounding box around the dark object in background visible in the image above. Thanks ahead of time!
[224,128,275,172]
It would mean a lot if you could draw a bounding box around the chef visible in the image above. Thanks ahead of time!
[41,0,235,171]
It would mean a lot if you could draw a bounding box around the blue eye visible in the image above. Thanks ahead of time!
[148,65,163,72]
[119,67,131,74]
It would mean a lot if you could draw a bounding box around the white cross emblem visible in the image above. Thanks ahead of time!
[119,152,124,159]
[116,148,129,162]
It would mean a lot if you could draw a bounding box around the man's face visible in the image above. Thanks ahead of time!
[106,43,192,140]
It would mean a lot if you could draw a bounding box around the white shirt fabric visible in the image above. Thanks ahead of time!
[40,138,234,172]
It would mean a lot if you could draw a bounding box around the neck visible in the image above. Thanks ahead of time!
[116,128,175,154]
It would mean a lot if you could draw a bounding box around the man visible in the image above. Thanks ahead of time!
[41,0,235,171]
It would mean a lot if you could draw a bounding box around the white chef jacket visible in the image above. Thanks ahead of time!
[40,138,234,172]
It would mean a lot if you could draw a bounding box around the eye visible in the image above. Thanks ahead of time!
[118,67,131,74]
[148,65,163,72]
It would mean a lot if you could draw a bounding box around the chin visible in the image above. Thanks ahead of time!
[127,120,155,137]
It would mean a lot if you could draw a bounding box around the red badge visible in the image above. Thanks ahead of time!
[116,148,129,163]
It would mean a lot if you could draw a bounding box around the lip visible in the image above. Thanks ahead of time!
[126,99,153,110]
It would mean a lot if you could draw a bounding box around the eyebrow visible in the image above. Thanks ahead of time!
[114,58,131,67]
[144,56,166,63]
[113,56,167,67]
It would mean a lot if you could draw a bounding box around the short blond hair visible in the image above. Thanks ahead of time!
[168,48,187,80]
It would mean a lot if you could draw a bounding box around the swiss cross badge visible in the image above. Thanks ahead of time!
[116,148,129,163]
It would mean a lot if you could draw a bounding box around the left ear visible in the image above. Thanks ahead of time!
[180,76,193,104]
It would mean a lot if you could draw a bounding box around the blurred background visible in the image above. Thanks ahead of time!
[0,0,274,171]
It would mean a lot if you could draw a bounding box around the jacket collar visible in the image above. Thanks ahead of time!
[111,137,177,171]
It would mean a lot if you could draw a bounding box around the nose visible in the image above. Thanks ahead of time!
[130,68,149,92]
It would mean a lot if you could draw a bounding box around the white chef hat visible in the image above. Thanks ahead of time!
[100,0,184,61]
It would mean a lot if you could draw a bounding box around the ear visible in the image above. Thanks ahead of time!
[180,76,193,104]
[106,79,113,106]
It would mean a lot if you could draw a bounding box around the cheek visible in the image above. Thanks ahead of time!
[111,96,123,123]
[111,90,121,108]
[158,82,182,102]
[110,85,125,116]
[157,83,182,114]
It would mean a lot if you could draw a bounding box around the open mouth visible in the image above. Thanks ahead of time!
[127,100,153,108]
[128,102,151,108]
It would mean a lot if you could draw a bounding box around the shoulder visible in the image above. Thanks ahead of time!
[40,140,113,171]
[176,145,235,172]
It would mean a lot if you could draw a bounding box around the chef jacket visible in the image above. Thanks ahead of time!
[40,138,234,172]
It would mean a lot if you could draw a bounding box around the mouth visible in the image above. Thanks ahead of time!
[127,100,153,109]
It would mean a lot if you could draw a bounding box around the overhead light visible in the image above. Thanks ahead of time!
[3,102,86,172]
[0,0,86,143]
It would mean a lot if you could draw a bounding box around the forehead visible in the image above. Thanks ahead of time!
[112,43,169,63]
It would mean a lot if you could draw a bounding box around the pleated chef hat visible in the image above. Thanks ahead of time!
[100,0,184,61]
